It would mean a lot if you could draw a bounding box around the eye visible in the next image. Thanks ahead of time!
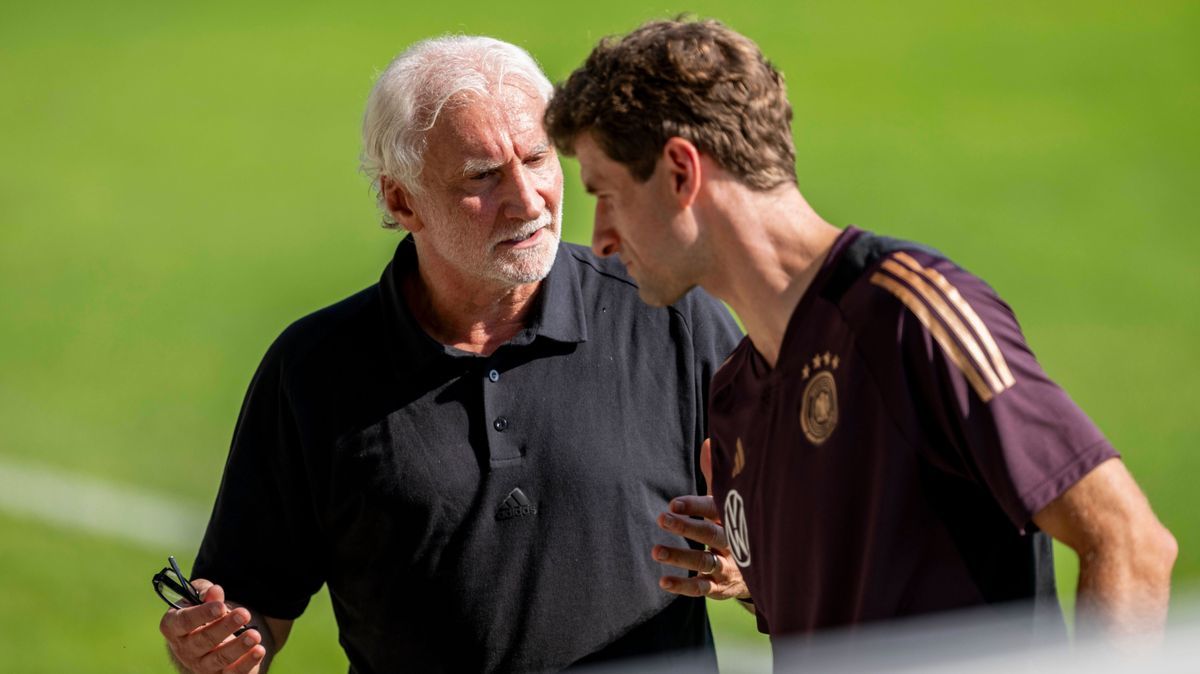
[469,169,497,181]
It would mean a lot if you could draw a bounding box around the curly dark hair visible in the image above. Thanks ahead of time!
[545,18,796,189]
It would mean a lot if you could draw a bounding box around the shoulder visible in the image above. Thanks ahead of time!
[560,241,641,296]
[837,235,1023,404]
[832,232,1008,331]
[264,284,383,380]
[820,230,946,305]
[561,242,739,337]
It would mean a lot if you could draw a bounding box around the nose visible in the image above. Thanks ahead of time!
[504,165,546,221]
[591,208,619,258]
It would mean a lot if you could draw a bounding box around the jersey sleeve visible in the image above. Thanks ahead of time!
[868,250,1118,530]
[192,333,326,619]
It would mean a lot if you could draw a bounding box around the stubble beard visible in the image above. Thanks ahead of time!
[488,204,562,285]
[428,202,562,288]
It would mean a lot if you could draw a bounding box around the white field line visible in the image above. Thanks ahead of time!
[0,456,207,551]
[714,646,773,674]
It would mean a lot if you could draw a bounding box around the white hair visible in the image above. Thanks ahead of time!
[360,36,554,228]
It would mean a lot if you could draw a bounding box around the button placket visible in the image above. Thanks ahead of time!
[482,361,522,463]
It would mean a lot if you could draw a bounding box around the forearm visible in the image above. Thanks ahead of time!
[239,605,288,673]
[1032,459,1177,643]
[1074,528,1177,640]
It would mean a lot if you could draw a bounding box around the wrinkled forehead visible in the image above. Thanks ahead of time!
[431,83,550,156]
[441,78,545,122]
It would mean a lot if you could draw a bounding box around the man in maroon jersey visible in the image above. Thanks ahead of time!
[544,18,1177,645]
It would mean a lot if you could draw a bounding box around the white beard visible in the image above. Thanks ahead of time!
[427,202,562,287]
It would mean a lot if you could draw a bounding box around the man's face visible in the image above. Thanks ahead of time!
[408,82,563,287]
[575,133,698,307]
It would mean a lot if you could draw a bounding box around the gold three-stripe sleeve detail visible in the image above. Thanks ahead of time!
[879,259,1005,394]
[892,252,1016,388]
[869,272,996,403]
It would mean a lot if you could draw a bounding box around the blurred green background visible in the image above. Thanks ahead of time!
[1,0,1196,671]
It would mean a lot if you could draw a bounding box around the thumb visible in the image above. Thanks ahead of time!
[700,438,713,496]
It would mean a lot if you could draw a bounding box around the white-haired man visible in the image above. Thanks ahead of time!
[157,36,741,673]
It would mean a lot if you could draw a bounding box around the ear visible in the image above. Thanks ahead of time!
[661,137,703,208]
[381,176,425,232]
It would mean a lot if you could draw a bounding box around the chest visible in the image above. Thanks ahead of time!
[319,341,699,569]
[709,324,930,605]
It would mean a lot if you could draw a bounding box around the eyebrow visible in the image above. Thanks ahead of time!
[461,158,502,177]
[460,144,552,178]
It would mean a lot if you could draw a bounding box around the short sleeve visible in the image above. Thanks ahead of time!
[871,251,1118,529]
[192,335,326,619]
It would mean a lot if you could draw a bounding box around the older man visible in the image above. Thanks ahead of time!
[546,17,1176,647]
[157,36,740,673]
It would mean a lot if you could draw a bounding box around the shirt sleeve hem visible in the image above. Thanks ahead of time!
[1013,439,1121,531]
[191,565,313,620]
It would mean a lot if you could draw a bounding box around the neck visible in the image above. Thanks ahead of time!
[403,240,543,356]
[697,181,840,368]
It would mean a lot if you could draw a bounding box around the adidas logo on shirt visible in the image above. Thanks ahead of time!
[496,487,538,521]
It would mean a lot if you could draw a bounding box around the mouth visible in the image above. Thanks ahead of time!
[498,226,547,250]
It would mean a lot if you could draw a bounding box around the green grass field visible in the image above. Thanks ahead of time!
[1,1,1196,671]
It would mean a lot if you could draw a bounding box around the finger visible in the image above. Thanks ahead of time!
[179,608,252,660]
[196,627,261,672]
[653,545,720,575]
[227,644,267,674]
[658,512,729,550]
[192,578,215,598]
[659,574,713,598]
[700,438,713,496]
[162,599,229,639]
[668,495,720,521]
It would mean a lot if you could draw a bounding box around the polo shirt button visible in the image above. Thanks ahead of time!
[488,369,500,382]
[493,416,509,432]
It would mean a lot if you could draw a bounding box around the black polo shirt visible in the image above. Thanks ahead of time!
[194,237,741,673]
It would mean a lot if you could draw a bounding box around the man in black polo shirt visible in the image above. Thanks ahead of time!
[545,18,1176,649]
[156,36,740,673]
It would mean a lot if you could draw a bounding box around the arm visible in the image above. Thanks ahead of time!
[160,579,295,674]
[170,335,321,672]
[873,251,1173,637]
[1032,458,1177,642]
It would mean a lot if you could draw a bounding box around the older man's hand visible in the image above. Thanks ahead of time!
[158,580,266,674]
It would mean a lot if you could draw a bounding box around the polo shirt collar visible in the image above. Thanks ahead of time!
[380,236,588,365]
[522,242,589,345]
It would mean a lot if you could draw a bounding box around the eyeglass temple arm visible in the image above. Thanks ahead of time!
[167,556,205,603]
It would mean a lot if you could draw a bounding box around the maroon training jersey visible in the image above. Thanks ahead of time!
[709,227,1118,637]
